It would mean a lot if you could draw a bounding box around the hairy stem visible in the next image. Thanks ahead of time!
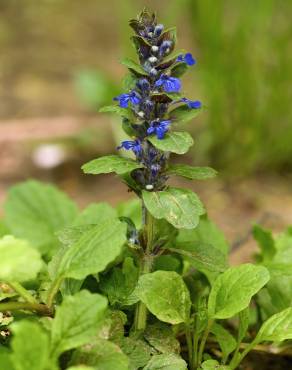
[0,301,53,316]
[197,319,214,366]
[134,206,155,331]
[8,282,38,304]
[46,275,64,309]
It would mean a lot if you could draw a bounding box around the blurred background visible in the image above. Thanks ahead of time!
[1,0,292,261]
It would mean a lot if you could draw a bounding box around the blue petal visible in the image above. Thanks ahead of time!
[184,53,196,66]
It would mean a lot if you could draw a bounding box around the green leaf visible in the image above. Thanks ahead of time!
[256,307,292,343]
[82,155,142,176]
[170,62,188,78]
[169,105,202,124]
[253,225,276,263]
[51,290,107,357]
[208,264,270,319]
[144,323,180,354]
[201,360,231,370]
[167,165,217,180]
[169,242,228,273]
[238,308,250,343]
[177,217,229,255]
[0,235,42,282]
[135,271,191,324]
[144,354,187,370]
[55,219,127,280]
[161,49,185,64]
[119,337,152,369]
[148,132,194,155]
[117,198,142,228]
[99,105,133,120]
[121,57,147,75]
[210,323,236,362]
[0,349,14,370]
[11,321,50,370]
[69,339,129,370]
[143,187,205,229]
[67,367,95,370]
[73,202,117,226]
[4,180,78,255]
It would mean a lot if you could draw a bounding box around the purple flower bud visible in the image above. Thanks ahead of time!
[159,40,172,56]
[137,78,150,91]
[154,24,164,37]
[181,98,202,109]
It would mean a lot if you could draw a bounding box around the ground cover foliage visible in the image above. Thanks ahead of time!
[1,9,292,370]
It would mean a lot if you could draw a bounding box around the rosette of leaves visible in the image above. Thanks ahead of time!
[1,8,292,370]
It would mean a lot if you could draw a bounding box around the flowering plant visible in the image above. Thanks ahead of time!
[1,9,292,370]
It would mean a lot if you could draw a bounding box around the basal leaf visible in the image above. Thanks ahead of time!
[144,354,187,370]
[167,165,217,180]
[82,155,142,175]
[144,323,180,354]
[148,132,194,155]
[201,360,231,370]
[119,337,152,369]
[169,105,202,124]
[73,203,117,226]
[99,105,134,120]
[4,180,78,255]
[69,339,129,370]
[11,321,50,370]
[0,235,43,283]
[208,264,270,319]
[143,187,205,229]
[51,290,107,357]
[253,225,276,263]
[135,271,191,324]
[256,307,292,343]
[56,219,127,280]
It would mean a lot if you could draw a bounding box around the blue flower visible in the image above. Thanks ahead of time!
[181,98,201,109]
[159,40,172,56]
[155,74,181,93]
[147,120,171,139]
[113,91,141,108]
[118,140,142,154]
[177,53,196,66]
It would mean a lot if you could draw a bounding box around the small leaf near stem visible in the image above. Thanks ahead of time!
[47,275,65,309]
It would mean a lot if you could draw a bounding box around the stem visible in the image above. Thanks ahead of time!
[0,301,53,316]
[192,328,200,369]
[8,282,38,304]
[185,323,193,370]
[197,319,213,366]
[229,339,258,370]
[46,275,64,309]
[134,206,155,331]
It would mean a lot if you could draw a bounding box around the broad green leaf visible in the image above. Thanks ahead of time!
[121,57,147,75]
[154,255,182,273]
[51,290,107,357]
[148,132,193,155]
[0,220,10,237]
[144,354,187,370]
[143,187,205,229]
[238,308,250,344]
[201,360,231,370]
[11,321,50,370]
[273,228,292,263]
[73,203,117,226]
[135,271,191,324]
[0,235,42,282]
[256,307,292,343]
[170,242,228,273]
[144,323,180,354]
[169,105,202,124]
[67,367,95,370]
[210,323,236,361]
[56,225,94,246]
[208,264,270,319]
[69,339,129,370]
[108,310,127,342]
[177,218,229,256]
[99,105,133,120]
[99,257,139,306]
[119,337,152,369]
[0,349,14,370]
[117,198,142,228]
[4,180,78,254]
[253,225,276,263]
[56,219,127,280]
[82,155,142,176]
[167,165,217,180]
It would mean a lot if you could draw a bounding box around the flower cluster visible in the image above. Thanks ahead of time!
[112,9,201,190]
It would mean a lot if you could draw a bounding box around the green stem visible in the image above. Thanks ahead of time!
[192,328,200,369]
[229,339,258,370]
[0,301,53,316]
[8,282,38,304]
[185,323,193,370]
[197,319,214,366]
[46,275,64,309]
[134,206,155,331]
